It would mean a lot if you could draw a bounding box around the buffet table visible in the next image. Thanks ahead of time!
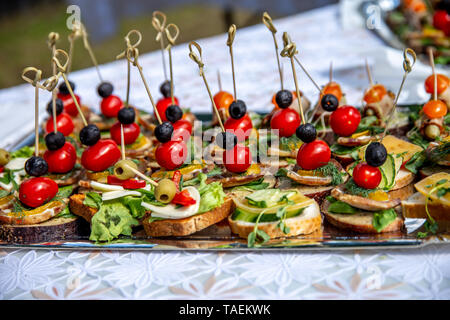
[0,4,449,300]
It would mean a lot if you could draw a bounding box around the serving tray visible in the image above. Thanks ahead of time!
[1,112,449,251]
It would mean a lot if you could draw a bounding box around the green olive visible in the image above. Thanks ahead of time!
[425,124,440,140]
[155,178,177,204]
[0,149,11,166]
[113,159,138,180]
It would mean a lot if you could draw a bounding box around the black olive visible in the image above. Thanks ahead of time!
[155,121,174,143]
[97,82,114,98]
[275,90,293,109]
[25,156,48,177]
[321,94,339,112]
[118,107,136,124]
[216,131,237,150]
[229,100,247,119]
[58,80,75,95]
[46,98,64,116]
[365,142,387,167]
[160,80,172,98]
[296,123,317,143]
[45,132,66,151]
[79,124,101,146]
[165,105,183,123]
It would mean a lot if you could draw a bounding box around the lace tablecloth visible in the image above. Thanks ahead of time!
[0,4,449,300]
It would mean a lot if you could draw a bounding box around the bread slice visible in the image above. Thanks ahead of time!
[228,202,322,239]
[0,216,82,244]
[142,198,235,237]
[401,192,450,221]
[321,199,404,234]
[69,194,98,223]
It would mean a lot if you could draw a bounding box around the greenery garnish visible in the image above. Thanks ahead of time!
[313,162,344,186]
[247,209,271,248]
[344,179,374,197]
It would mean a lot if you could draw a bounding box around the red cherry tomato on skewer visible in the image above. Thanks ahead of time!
[57,93,81,117]
[155,140,188,171]
[171,119,193,143]
[296,139,331,170]
[223,144,252,173]
[19,177,59,208]
[43,142,77,174]
[110,122,141,145]
[224,113,253,142]
[270,108,301,137]
[101,95,123,118]
[352,163,382,189]
[156,97,180,122]
[424,74,449,95]
[81,139,121,172]
[45,113,74,136]
[329,105,361,137]
[433,10,450,36]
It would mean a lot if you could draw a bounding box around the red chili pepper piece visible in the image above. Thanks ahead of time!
[0,166,4,173]
[107,175,146,189]
[122,179,146,189]
[171,189,196,206]
[172,170,182,191]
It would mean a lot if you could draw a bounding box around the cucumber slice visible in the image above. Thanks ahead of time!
[379,154,396,189]
[231,207,306,223]
[245,189,295,208]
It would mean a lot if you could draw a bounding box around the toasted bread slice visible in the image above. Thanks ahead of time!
[401,192,450,221]
[228,202,322,239]
[0,201,66,225]
[69,194,98,223]
[321,199,404,233]
[0,216,81,244]
[142,198,235,237]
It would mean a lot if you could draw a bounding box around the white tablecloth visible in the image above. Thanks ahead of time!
[1,4,449,300]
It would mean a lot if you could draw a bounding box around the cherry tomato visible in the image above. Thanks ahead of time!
[0,166,4,173]
[224,113,253,142]
[296,139,331,170]
[363,84,387,104]
[110,122,141,145]
[422,100,448,118]
[81,139,121,172]
[352,163,382,189]
[223,144,252,173]
[171,124,191,143]
[101,95,123,118]
[411,0,426,13]
[173,119,192,134]
[19,177,59,208]
[43,142,77,174]
[57,93,81,117]
[45,113,75,136]
[322,82,342,102]
[270,108,301,137]
[433,10,450,36]
[155,140,188,170]
[329,105,361,137]
[214,91,234,110]
[424,74,449,95]
[156,97,180,122]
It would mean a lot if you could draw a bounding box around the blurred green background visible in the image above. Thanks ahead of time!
[0,0,336,89]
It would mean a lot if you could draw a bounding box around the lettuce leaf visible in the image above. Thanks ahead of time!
[328,200,358,214]
[83,192,102,209]
[89,200,139,243]
[372,209,397,232]
[10,146,34,159]
[122,196,147,219]
[196,173,225,213]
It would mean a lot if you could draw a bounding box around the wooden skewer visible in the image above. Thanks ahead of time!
[280,32,305,125]
[227,24,237,101]
[48,32,59,134]
[61,73,88,126]
[124,163,158,187]
[217,69,222,92]
[120,124,126,161]
[329,61,333,83]
[428,48,437,101]
[365,58,374,87]
[262,12,283,91]
[165,23,180,106]
[152,11,168,81]
[189,41,225,133]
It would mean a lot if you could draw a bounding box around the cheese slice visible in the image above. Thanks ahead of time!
[415,172,450,206]
[358,135,422,163]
